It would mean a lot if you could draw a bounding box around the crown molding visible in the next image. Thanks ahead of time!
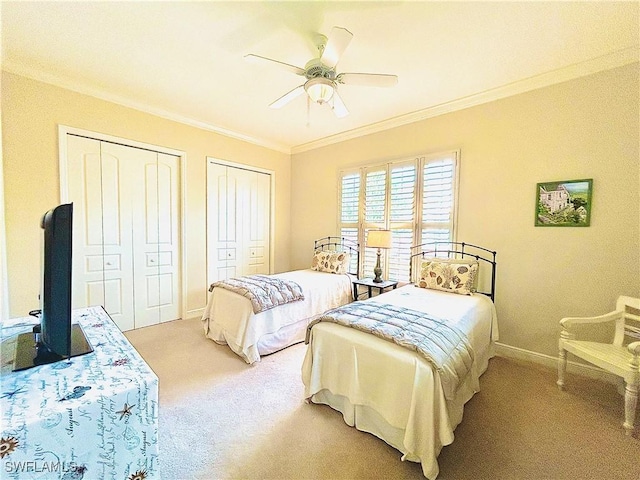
[4,46,638,157]
[291,46,639,154]
[1,61,291,154]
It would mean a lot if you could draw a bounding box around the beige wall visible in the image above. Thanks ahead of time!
[2,72,291,319]
[290,64,640,359]
[3,65,638,359]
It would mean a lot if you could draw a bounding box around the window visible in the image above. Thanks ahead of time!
[339,173,360,275]
[338,151,459,282]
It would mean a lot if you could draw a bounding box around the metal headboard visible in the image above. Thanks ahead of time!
[409,241,497,302]
[314,236,360,277]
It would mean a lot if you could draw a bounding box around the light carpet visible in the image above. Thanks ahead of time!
[125,317,639,480]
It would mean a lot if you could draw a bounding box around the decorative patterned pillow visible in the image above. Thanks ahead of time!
[417,258,478,295]
[311,250,351,274]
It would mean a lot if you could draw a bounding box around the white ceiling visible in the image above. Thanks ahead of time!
[2,1,638,153]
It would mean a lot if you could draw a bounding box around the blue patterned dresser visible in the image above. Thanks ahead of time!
[0,306,159,479]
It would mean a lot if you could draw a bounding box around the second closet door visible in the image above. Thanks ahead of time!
[207,162,270,285]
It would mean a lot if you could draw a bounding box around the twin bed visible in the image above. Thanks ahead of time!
[303,242,498,479]
[202,239,498,479]
[202,237,358,364]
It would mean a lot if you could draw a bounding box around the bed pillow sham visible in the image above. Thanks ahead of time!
[311,250,351,274]
[417,258,479,295]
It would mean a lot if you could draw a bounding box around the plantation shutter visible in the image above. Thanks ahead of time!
[364,169,386,223]
[421,155,457,245]
[340,173,360,225]
[362,168,387,279]
[337,151,458,283]
[388,163,416,281]
[339,172,360,274]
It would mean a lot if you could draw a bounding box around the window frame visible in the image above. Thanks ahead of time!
[338,150,460,281]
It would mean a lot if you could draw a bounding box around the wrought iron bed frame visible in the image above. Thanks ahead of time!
[314,236,360,277]
[409,241,497,302]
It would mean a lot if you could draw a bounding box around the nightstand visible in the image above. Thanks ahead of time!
[352,277,399,300]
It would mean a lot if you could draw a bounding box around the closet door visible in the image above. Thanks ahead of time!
[130,151,180,327]
[67,137,135,330]
[206,162,271,285]
[207,163,240,282]
[66,135,180,331]
[246,170,270,275]
[228,165,254,276]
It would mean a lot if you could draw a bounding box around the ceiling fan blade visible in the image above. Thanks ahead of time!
[269,85,305,109]
[320,27,353,68]
[331,90,349,118]
[337,73,398,87]
[244,54,306,76]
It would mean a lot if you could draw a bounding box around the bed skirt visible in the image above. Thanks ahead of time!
[205,315,309,363]
[303,321,495,479]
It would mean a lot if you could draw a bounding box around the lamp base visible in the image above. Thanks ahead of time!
[373,249,384,283]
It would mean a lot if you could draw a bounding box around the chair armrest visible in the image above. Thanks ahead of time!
[560,310,623,330]
[629,341,640,370]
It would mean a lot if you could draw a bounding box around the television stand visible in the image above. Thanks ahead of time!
[12,323,93,371]
[1,306,159,479]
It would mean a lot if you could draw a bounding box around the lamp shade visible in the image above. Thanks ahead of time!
[305,77,334,104]
[367,230,392,249]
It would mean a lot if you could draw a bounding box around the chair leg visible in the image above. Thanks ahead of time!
[557,348,567,390]
[623,382,638,436]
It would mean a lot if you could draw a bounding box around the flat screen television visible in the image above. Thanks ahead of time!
[13,203,93,371]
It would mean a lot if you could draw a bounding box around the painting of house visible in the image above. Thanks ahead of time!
[539,184,570,213]
[536,179,593,227]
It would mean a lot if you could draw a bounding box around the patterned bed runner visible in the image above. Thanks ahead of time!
[306,301,475,400]
[210,275,305,314]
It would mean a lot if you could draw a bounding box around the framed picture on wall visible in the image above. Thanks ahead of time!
[535,179,593,227]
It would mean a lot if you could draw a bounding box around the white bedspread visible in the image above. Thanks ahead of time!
[302,285,498,479]
[202,269,352,364]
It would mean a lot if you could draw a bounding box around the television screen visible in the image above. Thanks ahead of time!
[13,203,93,371]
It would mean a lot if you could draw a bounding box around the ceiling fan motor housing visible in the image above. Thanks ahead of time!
[304,58,336,81]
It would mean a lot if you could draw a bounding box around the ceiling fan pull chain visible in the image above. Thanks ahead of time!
[306,95,311,128]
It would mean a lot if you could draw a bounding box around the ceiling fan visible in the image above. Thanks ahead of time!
[245,26,398,118]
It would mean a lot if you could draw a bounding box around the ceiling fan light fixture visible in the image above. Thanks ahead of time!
[305,77,335,104]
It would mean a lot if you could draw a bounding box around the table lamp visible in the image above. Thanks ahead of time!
[367,229,392,283]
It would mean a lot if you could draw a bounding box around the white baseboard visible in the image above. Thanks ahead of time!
[494,342,619,386]
[184,308,205,321]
